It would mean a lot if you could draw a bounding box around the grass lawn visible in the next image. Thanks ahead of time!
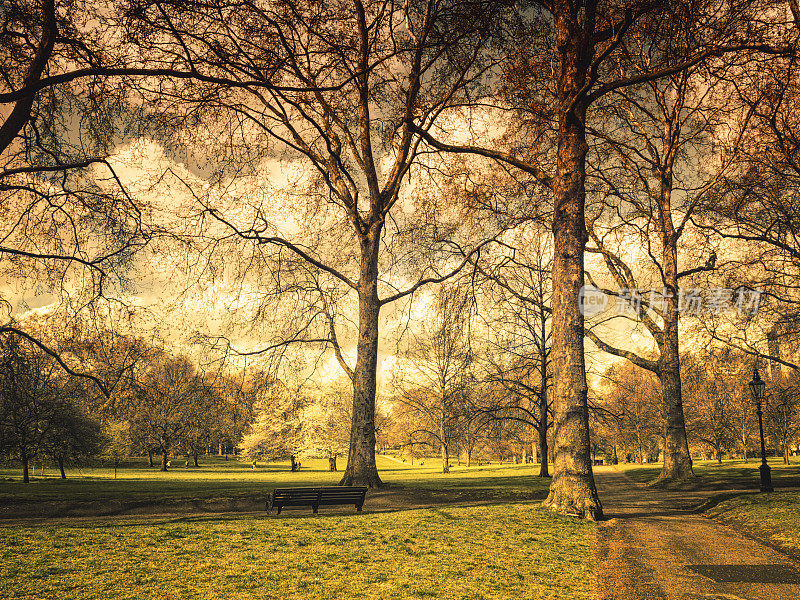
[705,492,800,559]
[0,458,592,600]
[0,456,552,511]
[0,505,592,600]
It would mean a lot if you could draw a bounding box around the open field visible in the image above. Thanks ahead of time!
[0,456,553,519]
[0,504,592,600]
[0,459,592,600]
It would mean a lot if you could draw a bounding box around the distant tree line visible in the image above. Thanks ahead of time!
[593,349,800,466]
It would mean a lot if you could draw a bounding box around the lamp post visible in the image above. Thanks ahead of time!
[748,366,773,492]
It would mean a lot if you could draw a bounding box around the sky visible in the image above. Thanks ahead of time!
[3,92,776,396]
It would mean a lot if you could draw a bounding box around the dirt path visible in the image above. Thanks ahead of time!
[593,467,800,600]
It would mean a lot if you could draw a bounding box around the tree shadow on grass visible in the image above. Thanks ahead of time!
[688,564,800,584]
[0,484,550,524]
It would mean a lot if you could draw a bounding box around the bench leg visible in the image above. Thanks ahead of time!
[276,505,282,515]
[313,504,318,514]
[356,503,363,512]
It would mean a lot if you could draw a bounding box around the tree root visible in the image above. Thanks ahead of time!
[339,470,383,488]
[543,488,604,521]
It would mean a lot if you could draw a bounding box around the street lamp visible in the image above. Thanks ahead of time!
[749,366,774,492]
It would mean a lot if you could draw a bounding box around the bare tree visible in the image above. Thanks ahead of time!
[580,34,757,481]
[128,351,209,471]
[0,333,101,481]
[390,285,474,473]
[596,360,662,464]
[767,379,800,464]
[121,0,504,486]
[478,231,553,476]
[413,0,782,517]
[0,0,172,395]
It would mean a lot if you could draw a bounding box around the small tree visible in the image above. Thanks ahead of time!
[102,420,132,479]
[596,361,662,464]
[43,400,103,479]
[390,286,474,473]
[129,352,207,471]
[0,334,102,481]
[239,377,304,471]
[297,379,351,471]
[767,381,800,465]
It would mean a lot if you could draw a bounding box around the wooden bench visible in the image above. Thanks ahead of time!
[267,486,368,515]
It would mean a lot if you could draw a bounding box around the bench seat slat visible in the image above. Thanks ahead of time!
[268,486,367,515]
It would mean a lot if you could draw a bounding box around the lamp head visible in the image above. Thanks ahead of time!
[749,366,766,402]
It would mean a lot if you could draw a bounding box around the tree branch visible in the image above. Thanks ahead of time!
[585,328,660,373]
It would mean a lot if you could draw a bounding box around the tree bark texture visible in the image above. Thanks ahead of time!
[542,6,602,519]
[340,230,383,487]
[654,177,694,484]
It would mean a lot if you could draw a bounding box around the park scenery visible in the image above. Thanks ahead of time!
[2,0,800,598]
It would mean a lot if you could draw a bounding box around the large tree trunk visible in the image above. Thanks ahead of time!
[147,449,154,467]
[58,456,66,479]
[654,182,694,484]
[541,1,602,521]
[193,453,199,468]
[656,360,694,481]
[161,448,169,472]
[340,229,383,487]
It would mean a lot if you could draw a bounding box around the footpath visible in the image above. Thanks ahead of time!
[593,467,800,600]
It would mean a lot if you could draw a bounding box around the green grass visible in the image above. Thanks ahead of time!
[0,456,549,505]
[0,502,592,600]
[0,456,592,599]
[705,492,800,559]
[616,458,800,489]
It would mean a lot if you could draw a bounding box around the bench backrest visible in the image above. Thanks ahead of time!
[272,486,367,505]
